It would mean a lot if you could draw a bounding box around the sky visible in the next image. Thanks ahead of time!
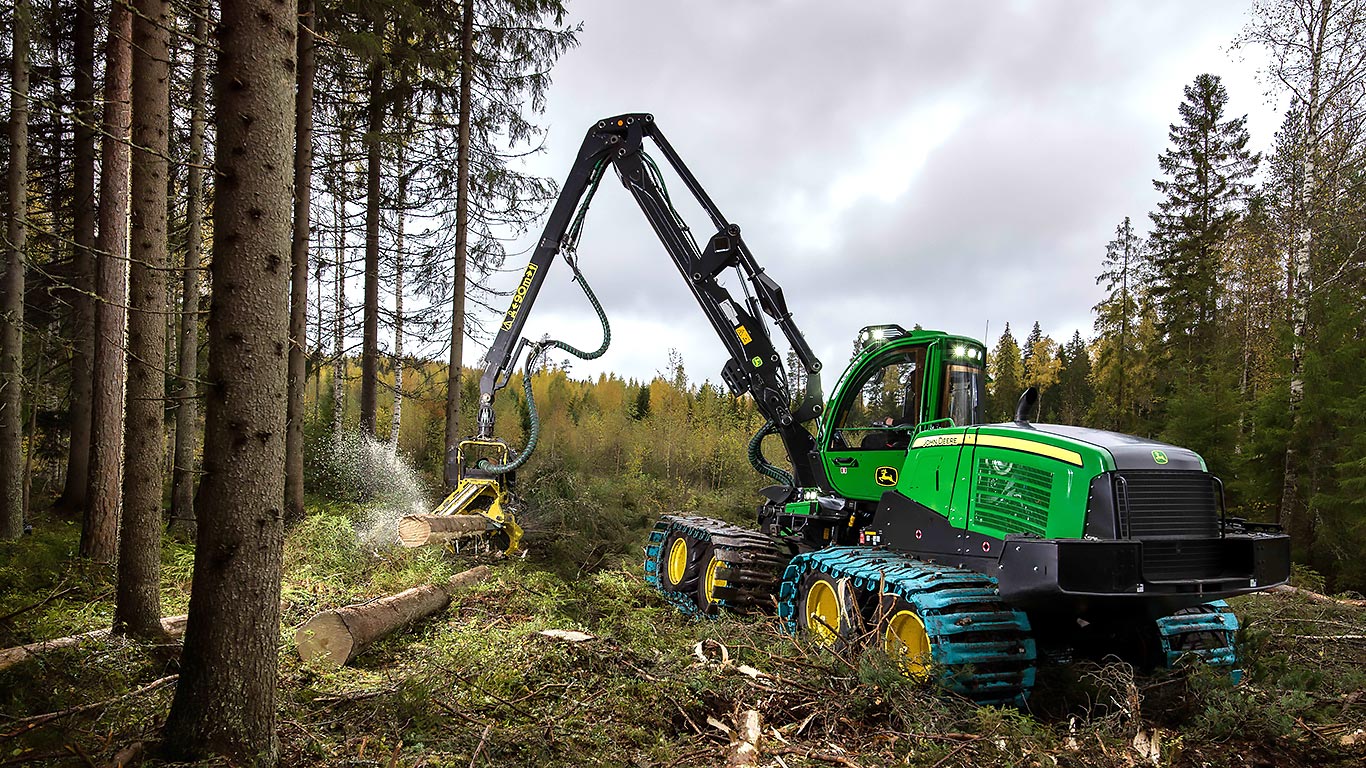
[463,0,1286,392]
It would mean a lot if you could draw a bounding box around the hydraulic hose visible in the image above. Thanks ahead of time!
[476,258,610,475]
[748,419,795,487]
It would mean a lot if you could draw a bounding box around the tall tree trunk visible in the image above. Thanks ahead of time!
[81,2,133,562]
[444,0,475,488]
[360,52,383,438]
[390,176,405,449]
[22,325,48,516]
[170,0,209,538]
[113,0,171,639]
[331,170,344,436]
[286,0,316,520]
[1279,0,1331,544]
[1,0,31,540]
[160,0,297,760]
[61,0,97,512]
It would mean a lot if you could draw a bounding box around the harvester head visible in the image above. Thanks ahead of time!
[397,439,524,554]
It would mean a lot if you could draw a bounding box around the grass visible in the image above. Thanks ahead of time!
[2,505,1365,767]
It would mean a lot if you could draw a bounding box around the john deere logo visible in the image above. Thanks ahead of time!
[1152,450,1169,465]
[875,466,898,486]
[751,356,763,367]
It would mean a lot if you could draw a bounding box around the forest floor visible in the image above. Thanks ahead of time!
[2,505,1366,767]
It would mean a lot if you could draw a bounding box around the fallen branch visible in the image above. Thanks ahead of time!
[1268,585,1366,608]
[766,746,862,767]
[0,586,78,624]
[0,615,189,673]
[295,565,492,667]
[1,675,178,740]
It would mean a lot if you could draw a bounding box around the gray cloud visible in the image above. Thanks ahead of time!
[471,0,1281,390]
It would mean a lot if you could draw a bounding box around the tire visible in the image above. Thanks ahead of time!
[797,571,861,648]
[660,530,703,592]
[696,544,724,615]
[878,593,934,682]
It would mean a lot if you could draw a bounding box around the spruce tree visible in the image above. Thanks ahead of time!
[1148,74,1259,373]
[987,324,1024,422]
[1091,217,1145,432]
[1055,330,1094,425]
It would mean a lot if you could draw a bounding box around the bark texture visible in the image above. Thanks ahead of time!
[1,0,31,540]
[113,0,171,639]
[59,0,98,512]
[160,0,297,761]
[443,0,475,488]
[286,0,316,522]
[170,0,210,537]
[295,566,491,666]
[359,52,383,437]
[81,3,133,562]
[389,170,405,448]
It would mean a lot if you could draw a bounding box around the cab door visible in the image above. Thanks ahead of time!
[823,345,927,501]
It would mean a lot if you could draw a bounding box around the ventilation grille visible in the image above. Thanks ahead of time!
[1114,470,1220,540]
[972,458,1054,537]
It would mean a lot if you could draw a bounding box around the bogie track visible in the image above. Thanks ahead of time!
[644,514,792,617]
[1155,599,1241,683]
[778,548,1038,706]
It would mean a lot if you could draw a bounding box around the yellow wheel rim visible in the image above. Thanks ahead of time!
[702,556,724,603]
[805,579,842,646]
[667,538,689,585]
[884,609,932,680]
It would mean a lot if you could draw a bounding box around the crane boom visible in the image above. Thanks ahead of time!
[472,113,824,487]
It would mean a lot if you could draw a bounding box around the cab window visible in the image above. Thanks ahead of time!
[942,364,985,427]
[831,347,925,450]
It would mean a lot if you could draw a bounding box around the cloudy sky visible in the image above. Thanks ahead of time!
[466,0,1285,391]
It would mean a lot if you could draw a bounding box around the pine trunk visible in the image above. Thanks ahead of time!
[81,2,133,562]
[170,1,209,538]
[60,0,98,512]
[1,0,31,540]
[390,173,405,449]
[359,52,383,438]
[332,180,345,436]
[113,0,171,639]
[286,0,316,521]
[160,0,297,761]
[444,0,475,488]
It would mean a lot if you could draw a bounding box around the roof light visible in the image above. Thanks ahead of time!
[857,324,907,348]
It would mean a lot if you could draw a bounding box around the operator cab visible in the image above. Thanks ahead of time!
[821,325,986,502]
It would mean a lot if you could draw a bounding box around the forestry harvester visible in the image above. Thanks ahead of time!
[438,114,1292,705]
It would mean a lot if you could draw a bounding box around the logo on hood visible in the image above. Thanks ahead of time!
[1152,450,1169,465]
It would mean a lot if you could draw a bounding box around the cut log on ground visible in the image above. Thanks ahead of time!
[295,565,492,667]
[1268,584,1366,608]
[397,514,490,548]
[0,614,188,672]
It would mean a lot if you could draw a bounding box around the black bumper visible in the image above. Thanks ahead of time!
[997,534,1292,619]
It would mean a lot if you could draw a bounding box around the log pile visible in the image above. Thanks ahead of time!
[295,565,492,667]
[397,514,490,548]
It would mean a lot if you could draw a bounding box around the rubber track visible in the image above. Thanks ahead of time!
[1156,599,1242,683]
[644,514,790,618]
[777,547,1037,705]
